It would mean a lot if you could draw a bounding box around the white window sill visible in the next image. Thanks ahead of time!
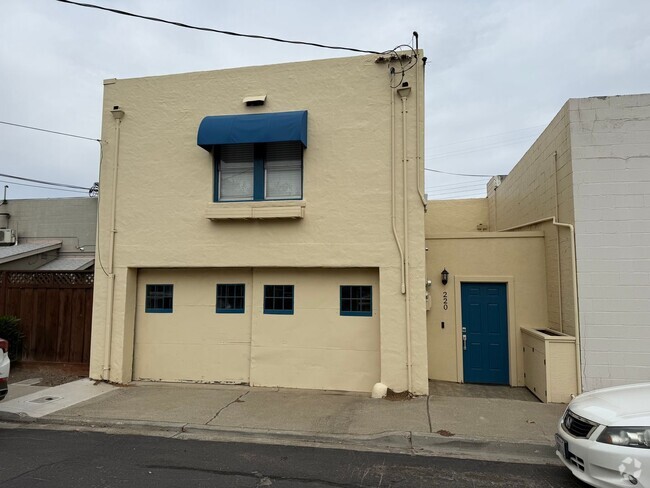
[205,200,305,220]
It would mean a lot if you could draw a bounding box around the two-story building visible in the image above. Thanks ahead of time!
[90,53,430,395]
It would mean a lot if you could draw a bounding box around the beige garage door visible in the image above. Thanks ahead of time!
[133,268,252,383]
[133,267,380,392]
[249,268,380,392]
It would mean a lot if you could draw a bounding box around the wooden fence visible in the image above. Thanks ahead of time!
[0,271,94,364]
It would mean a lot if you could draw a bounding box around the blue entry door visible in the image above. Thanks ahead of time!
[461,283,509,385]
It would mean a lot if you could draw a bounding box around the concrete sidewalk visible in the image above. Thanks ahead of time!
[4,380,566,465]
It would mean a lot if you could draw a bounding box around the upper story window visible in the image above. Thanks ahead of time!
[197,111,308,204]
[216,142,302,202]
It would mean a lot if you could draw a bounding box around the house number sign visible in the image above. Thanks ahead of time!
[442,291,448,310]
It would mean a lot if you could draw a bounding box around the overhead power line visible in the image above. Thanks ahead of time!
[0,179,88,194]
[55,0,384,55]
[425,168,494,178]
[0,120,100,142]
[0,173,91,191]
[427,125,546,150]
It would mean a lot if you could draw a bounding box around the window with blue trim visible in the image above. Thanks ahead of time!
[264,285,294,314]
[216,284,245,313]
[145,284,174,313]
[215,142,303,202]
[340,286,372,316]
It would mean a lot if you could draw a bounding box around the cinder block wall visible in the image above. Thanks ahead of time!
[487,103,576,336]
[1,197,97,253]
[569,94,650,390]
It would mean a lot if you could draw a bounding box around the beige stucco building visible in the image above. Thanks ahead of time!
[90,50,647,400]
[90,53,430,395]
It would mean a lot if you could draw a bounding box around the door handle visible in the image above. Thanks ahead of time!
[462,334,467,351]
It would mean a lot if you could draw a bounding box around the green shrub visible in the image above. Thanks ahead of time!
[0,315,24,361]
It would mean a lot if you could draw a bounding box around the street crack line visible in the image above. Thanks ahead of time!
[205,391,249,425]
[0,459,68,484]
[146,465,362,487]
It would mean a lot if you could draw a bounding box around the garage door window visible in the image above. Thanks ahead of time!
[145,284,174,313]
[216,284,245,313]
[264,285,294,315]
[340,285,372,316]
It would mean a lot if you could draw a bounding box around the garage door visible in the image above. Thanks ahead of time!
[249,268,380,392]
[133,268,252,383]
[133,267,380,392]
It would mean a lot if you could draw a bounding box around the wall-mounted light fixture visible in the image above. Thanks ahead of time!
[441,268,449,286]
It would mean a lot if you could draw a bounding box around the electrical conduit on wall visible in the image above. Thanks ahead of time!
[103,108,124,381]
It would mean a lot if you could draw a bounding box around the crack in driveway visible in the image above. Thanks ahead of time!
[205,391,249,425]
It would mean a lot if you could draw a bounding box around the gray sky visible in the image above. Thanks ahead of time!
[1,0,649,200]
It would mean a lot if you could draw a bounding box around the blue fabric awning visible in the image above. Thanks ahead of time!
[197,110,308,150]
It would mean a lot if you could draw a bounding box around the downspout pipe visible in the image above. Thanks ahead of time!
[103,107,125,381]
[553,151,564,333]
[413,34,427,210]
[499,216,583,394]
[398,85,413,393]
[390,80,406,294]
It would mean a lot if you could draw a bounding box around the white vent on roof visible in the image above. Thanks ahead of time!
[0,228,16,246]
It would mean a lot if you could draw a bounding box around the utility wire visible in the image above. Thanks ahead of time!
[55,0,384,55]
[426,134,537,160]
[427,178,490,190]
[0,173,91,191]
[427,125,546,150]
[0,179,88,194]
[425,168,494,178]
[0,120,100,142]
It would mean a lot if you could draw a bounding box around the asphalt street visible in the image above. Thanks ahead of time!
[0,427,587,487]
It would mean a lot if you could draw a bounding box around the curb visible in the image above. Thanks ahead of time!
[0,413,559,465]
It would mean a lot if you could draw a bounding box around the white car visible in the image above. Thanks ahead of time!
[0,338,9,401]
[556,383,650,488]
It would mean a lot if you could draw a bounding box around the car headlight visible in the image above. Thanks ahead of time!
[598,427,650,448]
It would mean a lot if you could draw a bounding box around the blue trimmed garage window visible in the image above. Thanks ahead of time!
[145,284,174,313]
[340,286,372,316]
[216,284,245,313]
[215,142,303,202]
[264,285,294,314]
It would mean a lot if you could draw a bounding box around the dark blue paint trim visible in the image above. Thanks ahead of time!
[198,110,308,150]
[461,282,509,385]
[263,284,294,315]
[339,285,373,317]
[145,283,174,314]
[341,311,372,317]
[216,309,245,314]
[253,145,265,201]
[264,309,294,315]
[213,146,220,202]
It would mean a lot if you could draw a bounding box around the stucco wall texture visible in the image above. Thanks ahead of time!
[425,199,488,234]
[90,54,428,394]
[425,233,548,385]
